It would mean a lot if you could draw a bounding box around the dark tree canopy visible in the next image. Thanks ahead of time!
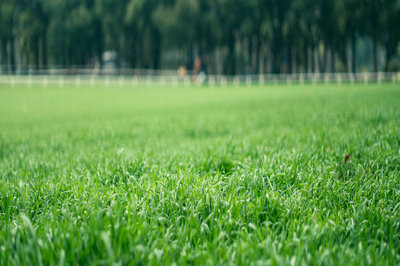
[0,0,399,74]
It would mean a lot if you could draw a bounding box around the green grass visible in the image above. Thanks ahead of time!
[0,83,399,265]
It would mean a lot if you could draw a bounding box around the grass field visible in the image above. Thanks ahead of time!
[0,83,399,265]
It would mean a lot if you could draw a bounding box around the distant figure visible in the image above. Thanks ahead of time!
[194,57,201,75]
[198,71,206,85]
[178,65,187,78]
[193,56,205,84]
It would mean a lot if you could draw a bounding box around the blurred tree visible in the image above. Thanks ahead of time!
[1,0,399,73]
[153,0,199,68]
[96,0,127,67]
[0,0,16,71]
[265,0,292,73]
[17,0,48,68]
[45,0,102,66]
[125,0,161,69]
[382,0,400,71]
[363,0,385,72]
[213,0,253,74]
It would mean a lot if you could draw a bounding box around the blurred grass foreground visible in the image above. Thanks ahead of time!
[0,83,399,264]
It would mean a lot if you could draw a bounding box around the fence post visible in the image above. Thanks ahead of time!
[145,75,151,87]
[90,76,95,88]
[299,73,304,86]
[326,73,331,85]
[158,76,163,87]
[132,76,138,86]
[58,76,64,88]
[259,75,265,86]
[221,76,227,87]
[184,76,190,87]
[105,76,110,87]
[27,75,32,88]
[75,76,81,87]
[234,76,240,87]
[246,76,251,87]
[209,76,215,87]
[11,76,15,88]
[43,76,48,88]
[378,72,382,85]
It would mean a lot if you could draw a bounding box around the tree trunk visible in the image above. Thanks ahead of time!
[292,48,296,74]
[322,46,328,73]
[9,38,15,74]
[227,33,236,75]
[248,37,253,72]
[383,33,398,72]
[351,33,356,73]
[372,36,378,72]
[317,46,324,73]
[0,39,6,72]
[255,37,262,74]
[42,34,48,68]
[304,44,310,73]
[35,40,40,69]
[311,46,315,73]
[187,42,194,70]
[330,48,336,73]
[151,28,161,69]
[288,45,292,74]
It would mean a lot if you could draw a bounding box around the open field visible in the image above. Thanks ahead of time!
[0,83,399,265]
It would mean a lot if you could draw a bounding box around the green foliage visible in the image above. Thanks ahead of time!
[1,0,399,72]
[0,83,399,264]
[153,0,200,46]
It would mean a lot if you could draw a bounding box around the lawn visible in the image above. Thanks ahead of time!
[0,83,399,265]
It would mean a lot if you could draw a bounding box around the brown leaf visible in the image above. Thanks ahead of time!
[344,154,351,163]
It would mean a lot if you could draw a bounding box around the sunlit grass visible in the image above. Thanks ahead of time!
[0,83,399,265]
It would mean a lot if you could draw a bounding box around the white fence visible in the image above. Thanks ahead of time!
[0,72,399,88]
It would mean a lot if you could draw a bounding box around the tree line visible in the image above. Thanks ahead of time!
[1,0,399,74]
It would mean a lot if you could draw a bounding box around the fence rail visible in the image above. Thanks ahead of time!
[0,72,399,88]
